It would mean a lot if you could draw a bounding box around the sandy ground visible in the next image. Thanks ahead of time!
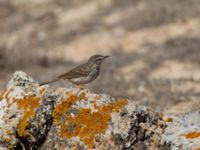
[1,0,200,113]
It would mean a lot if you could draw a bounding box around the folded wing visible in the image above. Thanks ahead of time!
[58,64,90,79]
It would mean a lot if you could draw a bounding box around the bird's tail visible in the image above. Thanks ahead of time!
[39,78,60,86]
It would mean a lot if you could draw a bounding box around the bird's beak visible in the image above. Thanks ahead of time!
[103,55,110,59]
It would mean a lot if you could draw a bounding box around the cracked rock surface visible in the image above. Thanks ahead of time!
[2,71,199,150]
[161,112,200,150]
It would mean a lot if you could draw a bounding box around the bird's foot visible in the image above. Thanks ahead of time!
[74,84,85,90]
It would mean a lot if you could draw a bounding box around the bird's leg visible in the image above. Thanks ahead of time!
[74,84,85,90]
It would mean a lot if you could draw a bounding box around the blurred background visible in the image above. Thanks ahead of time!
[1,0,200,114]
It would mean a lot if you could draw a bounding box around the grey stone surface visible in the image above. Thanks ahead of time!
[3,71,199,150]
[161,112,200,150]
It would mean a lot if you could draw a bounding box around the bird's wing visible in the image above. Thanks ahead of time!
[58,64,90,79]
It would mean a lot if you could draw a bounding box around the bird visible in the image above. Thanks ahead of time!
[39,54,109,86]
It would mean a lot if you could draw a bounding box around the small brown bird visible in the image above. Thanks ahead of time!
[39,54,109,86]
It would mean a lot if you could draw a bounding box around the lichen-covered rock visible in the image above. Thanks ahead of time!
[43,96,165,150]
[0,71,166,150]
[161,112,200,150]
[0,71,58,149]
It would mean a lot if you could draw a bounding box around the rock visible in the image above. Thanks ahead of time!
[0,71,166,149]
[0,71,56,149]
[161,112,200,150]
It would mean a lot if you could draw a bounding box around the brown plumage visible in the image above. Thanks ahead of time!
[39,55,109,86]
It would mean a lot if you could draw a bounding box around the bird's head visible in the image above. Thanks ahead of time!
[88,54,109,66]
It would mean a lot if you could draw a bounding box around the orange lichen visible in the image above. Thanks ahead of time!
[94,95,101,100]
[53,94,78,125]
[0,90,3,99]
[78,92,88,101]
[16,96,40,137]
[165,117,173,122]
[5,89,13,100]
[159,112,164,120]
[159,112,173,122]
[0,94,2,101]
[5,137,11,142]
[39,88,46,96]
[94,98,128,113]
[60,108,110,146]
[0,89,11,101]
[6,130,11,135]
[59,98,128,147]
[181,132,200,139]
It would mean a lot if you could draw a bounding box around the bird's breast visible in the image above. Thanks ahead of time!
[70,68,99,85]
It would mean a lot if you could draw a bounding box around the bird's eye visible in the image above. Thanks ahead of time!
[96,58,102,62]
[95,57,103,64]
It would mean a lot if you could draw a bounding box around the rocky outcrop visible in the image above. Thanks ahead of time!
[0,71,199,150]
[161,112,200,150]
